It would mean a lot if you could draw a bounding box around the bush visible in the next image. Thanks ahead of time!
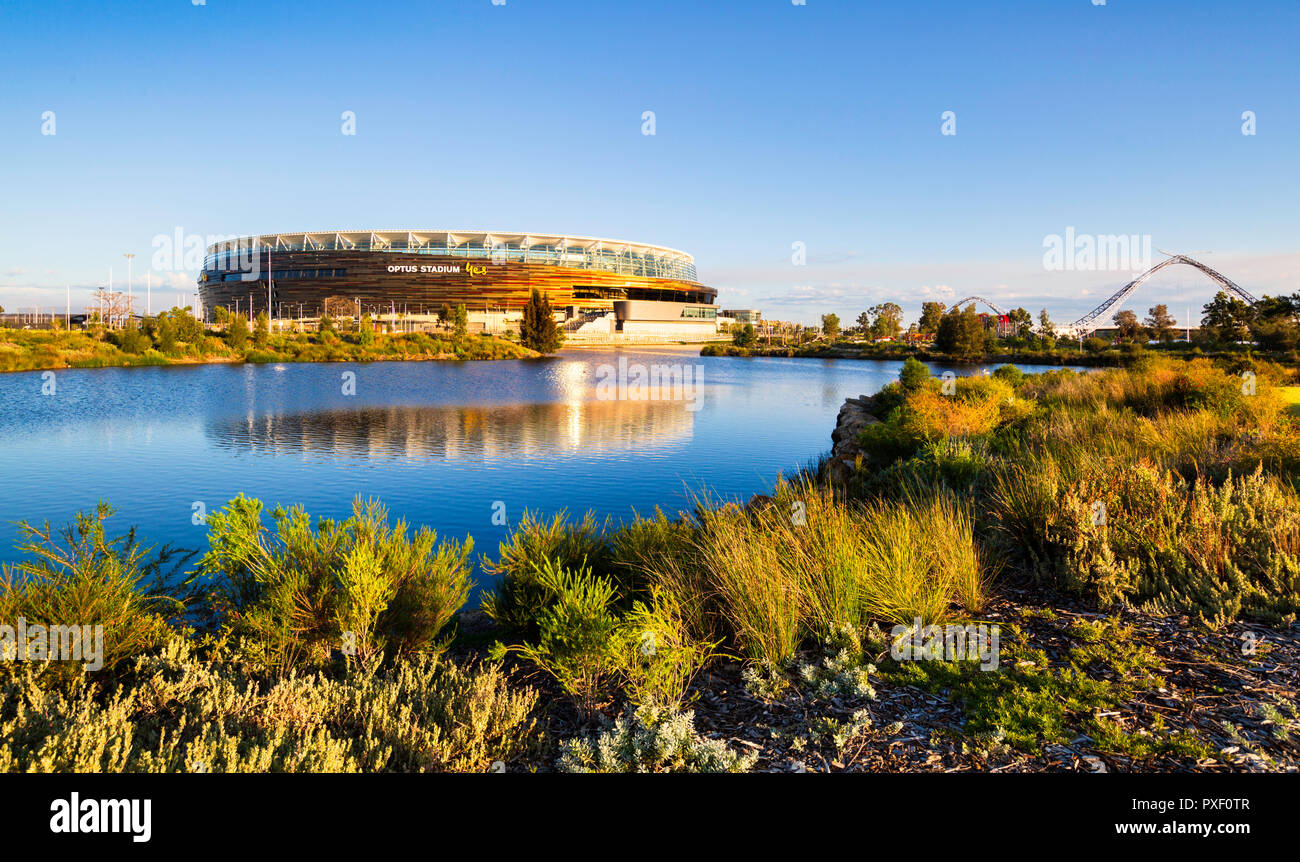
[992,363,1024,388]
[1048,463,1300,626]
[899,356,930,391]
[113,319,151,355]
[606,508,694,600]
[0,638,538,772]
[557,704,757,773]
[253,312,270,348]
[492,558,622,718]
[481,510,608,635]
[615,587,721,711]
[199,495,473,674]
[0,503,186,687]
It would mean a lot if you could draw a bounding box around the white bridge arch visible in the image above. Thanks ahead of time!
[950,296,1007,316]
[952,255,1254,337]
[1066,254,1255,334]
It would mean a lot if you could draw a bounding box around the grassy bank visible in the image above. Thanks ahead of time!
[2,355,1298,772]
[702,338,1300,368]
[0,325,537,373]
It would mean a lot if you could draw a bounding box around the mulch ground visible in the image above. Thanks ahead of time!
[454,584,1299,773]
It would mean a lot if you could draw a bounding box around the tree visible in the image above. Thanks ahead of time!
[1249,294,1299,352]
[453,304,469,341]
[867,303,903,339]
[1007,307,1033,338]
[115,317,150,354]
[1038,308,1056,340]
[358,313,375,345]
[855,311,871,334]
[1201,291,1253,343]
[161,307,203,343]
[520,289,561,353]
[438,303,453,327]
[935,304,988,359]
[1145,304,1176,343]
[821,313,841,338]
[918,302,946,335]
[226,313,249,349]
[89,288,132,329]
[150,312,177,354]
[1112,309,1144,343]
[733,323,757,348]
[253,311,270,348]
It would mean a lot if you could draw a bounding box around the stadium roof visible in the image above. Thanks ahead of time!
[207,230,694,263]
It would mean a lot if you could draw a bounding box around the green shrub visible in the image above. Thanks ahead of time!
[481,510,608,635]
[199,495,473,674]
[225,314,249,350]
[992,363,1024,388]
[0,503,186,686]
[899,356,929,391]
[615,587,721,711]
[492,558,622,717]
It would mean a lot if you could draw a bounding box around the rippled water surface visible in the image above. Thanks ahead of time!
[0,348,1070,587]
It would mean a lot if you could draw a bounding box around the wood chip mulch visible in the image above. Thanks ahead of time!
[453,588,1299,773]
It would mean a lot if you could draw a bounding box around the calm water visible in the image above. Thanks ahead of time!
[0,348,1067,593]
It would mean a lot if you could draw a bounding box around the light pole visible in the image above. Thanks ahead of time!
[123,253,134,323]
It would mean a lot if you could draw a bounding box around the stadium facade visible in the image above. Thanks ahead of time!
[198,230,720,339]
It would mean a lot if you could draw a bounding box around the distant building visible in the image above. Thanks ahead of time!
[719,308,762,324]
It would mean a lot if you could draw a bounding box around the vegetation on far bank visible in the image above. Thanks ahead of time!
[0,306,539,374]
[706,290,1300,367]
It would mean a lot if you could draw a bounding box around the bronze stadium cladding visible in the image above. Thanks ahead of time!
[199,249,716,316]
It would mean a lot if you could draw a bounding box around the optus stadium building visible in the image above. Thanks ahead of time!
[198,230,721,339]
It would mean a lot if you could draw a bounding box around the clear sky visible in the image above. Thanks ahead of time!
[1,0,1296,325]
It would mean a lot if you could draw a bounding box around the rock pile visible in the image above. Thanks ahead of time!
[825,395,879,484]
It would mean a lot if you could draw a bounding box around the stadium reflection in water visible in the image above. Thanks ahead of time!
[205,399,694,462]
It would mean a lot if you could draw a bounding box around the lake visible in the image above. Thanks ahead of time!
[0,347,1070,592]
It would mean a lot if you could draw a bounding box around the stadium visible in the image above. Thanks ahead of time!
[197,230,721,340]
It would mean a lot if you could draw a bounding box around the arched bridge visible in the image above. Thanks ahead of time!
[950,296,1007,316]
[951,255,1254,336]
[1068,254,1256,332]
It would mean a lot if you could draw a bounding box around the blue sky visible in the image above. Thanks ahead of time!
[1,0,1296,325]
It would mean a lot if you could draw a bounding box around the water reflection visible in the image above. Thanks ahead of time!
[206,398,695,461]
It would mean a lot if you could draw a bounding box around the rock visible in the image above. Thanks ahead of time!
[826,458,854,484]
[823,396,880,483]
